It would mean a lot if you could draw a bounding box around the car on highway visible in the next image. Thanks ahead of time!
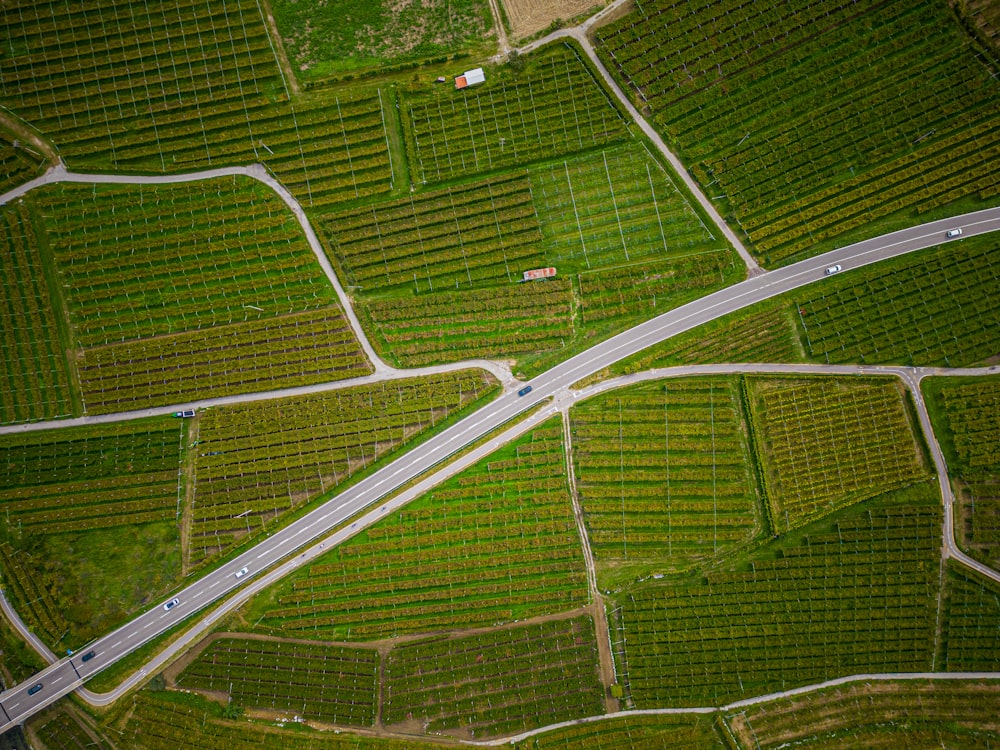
[163,597,180,611]
[947,228,962,238]
[81,651,96,662]
[234,566,249,578]
[825,264,842,275]
[27,684,42,696]
[518,385,532,396]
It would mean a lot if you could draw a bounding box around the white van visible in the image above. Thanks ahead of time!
[946,228,962,238]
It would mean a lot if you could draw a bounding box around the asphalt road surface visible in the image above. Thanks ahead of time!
[1,207,998,732]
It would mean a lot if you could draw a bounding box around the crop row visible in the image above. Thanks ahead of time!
[797,239,1000,367]
[571,377,757,565]
[611,493,941,707]
[327,171,543,291]
[727,680,1000,750]
[37,177,335,347]
[0,203,74,425]
[405,44,626,184]
[384,617,602,738]
[176,637,377,725]
[364,279,573,367]
[0,0,393,209]
[596,0,1000,264]
[749,377,926,532]
[34,710,113,750]
[0,136,45,194]
[578,250,734,325]
[77,306,369,414]
[188,369,497,563]
[940,563,1000,672]
[530,145,716,271]
[938,379,1000,476]
[258,421,587,640]
[0,542,69,643]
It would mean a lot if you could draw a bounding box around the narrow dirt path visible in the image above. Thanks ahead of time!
[0,108,60,166]
[487,0,511,57]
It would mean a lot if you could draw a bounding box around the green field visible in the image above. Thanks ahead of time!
[190,369,497,563]
[611,486,942,707]
[252,419,586,639]
[383,617,602,739]
[797,238,1000,366]
[595,0,1000,265]
[362,278,574,367]
[403,43,626,184]
[0,134,45,194]
[270,0,494,81]
[0,201,74,424]
[923,376,1000,567]
[31,709,114,750]
[748,376,928,532]
[513,714,725,749]
[30,177,372,411]
[570,377,759,576]
[0,418,184,644]
[175,636,378,725]
[941,563,1000,672]
[327,171,544,293]
[0,1,394,209]
[726,680,1000,749]
[119,692,430,750]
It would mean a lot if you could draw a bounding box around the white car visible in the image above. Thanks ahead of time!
[163,597,180,611]
[946,228,962,238]
[235,566,249,579]
[825,264,842,275]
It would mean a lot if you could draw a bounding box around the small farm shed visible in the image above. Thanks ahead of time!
[455,68,486,89]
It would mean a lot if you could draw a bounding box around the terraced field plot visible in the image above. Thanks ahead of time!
[404,43,626,184]
[384,617,602,738]
[941,563,1000,672]
[797,237,1000,366]
[176,637,377,725]
[0,0,393,209]
[924,377,1000,567]
[612,488,942,707]
[255,420,586,639]
[726,680,1000,750]
[571,377,758,571]
[362,277,574,367]
[191,369,497,563]
[327,171,544,293]
[595,0,1000,264]
[33,177,370,411]
[0,201,74,424]
[748,376,927,533]
[513,714,724,749]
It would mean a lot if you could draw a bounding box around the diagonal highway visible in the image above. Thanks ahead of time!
[1,207,999,732]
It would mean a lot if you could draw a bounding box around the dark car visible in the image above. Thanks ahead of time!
[27,683,42,696]
[81,651,96,663]
[518,385,532,397]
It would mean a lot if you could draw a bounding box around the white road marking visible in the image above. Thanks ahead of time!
[111,640,122,648]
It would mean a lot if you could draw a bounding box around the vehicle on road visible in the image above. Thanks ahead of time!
[163,598,180,611]
[947,228,962,237]
[27,684,42,696]
[173,409,196,418]
[518,385,533,396]
[825,264,842,275]
[81,651,96,662]
[234,566,248,578]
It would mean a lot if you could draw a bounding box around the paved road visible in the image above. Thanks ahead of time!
[1,205,998,732]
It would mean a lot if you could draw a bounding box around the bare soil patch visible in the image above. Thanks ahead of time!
[501,0,607,40]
